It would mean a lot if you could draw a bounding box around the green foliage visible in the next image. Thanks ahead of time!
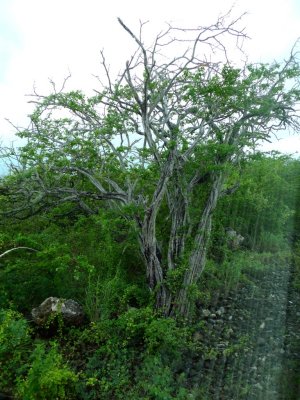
[0,209,146,319]
[66,306,193,399]
[201,248,292,300]
[144,317,189,357]
[76,346,133,399]
[293,241,300,289]
[16,342,77,400]
[0,309,31,394]
[92,269,148,320]
[0,154,298,398]
[213,154,299,253]
[133,355,190,400]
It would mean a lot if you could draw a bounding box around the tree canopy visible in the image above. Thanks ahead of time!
[1,14,300,316]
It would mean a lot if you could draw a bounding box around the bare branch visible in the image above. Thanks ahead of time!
[0,247,39,259]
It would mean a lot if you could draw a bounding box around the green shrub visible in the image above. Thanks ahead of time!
[77,347,134,400]
[257,231,289,253]
[144,317,189,355]
[200,257,244,297]
[16,342,77,400]
[293,241,300,289]
[0,309,31,394]
[133,355,190,400]
[71,307,192,399]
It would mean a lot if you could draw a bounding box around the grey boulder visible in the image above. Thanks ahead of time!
[226,228,244,250]
[32,296,85,326]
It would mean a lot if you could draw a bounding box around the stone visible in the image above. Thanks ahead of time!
[32,296,85,326]
[254,383,263,391]
[202,309,211,318]
[216,307,225,316]
[225,228,244,250]
[259,321,266,329]
[224,328,234,338]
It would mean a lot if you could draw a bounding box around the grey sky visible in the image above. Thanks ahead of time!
[0,0,300,160]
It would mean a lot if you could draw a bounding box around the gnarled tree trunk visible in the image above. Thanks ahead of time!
[169,172,224,316]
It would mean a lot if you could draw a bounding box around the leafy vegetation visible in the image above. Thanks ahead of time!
[0,152,298,398]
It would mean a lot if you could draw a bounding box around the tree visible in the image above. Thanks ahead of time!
[1,13,300,317]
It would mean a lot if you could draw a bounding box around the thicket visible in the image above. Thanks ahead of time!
[0,153,299,399]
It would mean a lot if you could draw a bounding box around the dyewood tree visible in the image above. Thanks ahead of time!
[1,14,300,316]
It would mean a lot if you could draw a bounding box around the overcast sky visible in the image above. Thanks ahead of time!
[0,0,300,156]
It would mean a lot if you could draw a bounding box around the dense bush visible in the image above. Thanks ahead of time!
[0,309,31,394]
[16,342,78,400]
[0,154,299,397]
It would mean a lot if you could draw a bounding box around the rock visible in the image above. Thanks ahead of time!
[216,307,225,316]
[225,228,244,250]
[253,383,263,391]
[32,297,85,326]
[202,309,211,318]
[224,328,234,338]
[259,321,266,329]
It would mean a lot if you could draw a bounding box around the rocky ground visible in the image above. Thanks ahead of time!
[280,265,300,400]
[188,262,300,399]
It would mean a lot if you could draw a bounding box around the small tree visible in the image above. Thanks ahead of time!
[1,13,300,316]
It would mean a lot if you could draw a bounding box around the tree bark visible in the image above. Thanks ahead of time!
[171,172,224,316]
[139,151,176,310]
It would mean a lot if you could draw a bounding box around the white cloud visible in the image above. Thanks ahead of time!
[260,136,300,155]
[0,0,299,155]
